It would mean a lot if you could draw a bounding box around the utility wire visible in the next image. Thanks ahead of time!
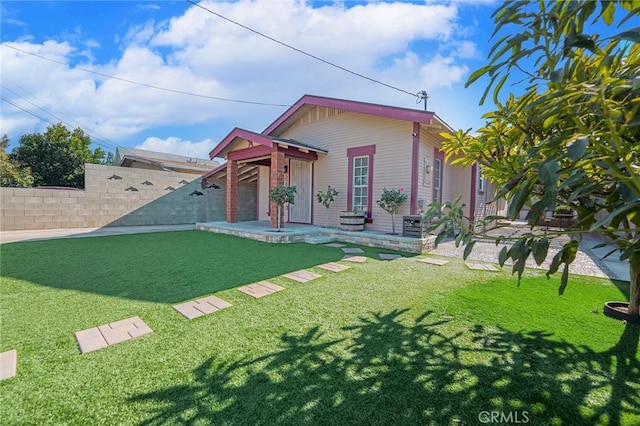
[2,84,118,151]
[1,43,289,107]
[187,0,419,99]
[1,97,57,126]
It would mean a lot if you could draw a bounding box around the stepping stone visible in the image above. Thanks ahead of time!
[325,243,346,248]
[0,350,17,381]
[417,257,450,266]
[465,262,500,271]
[237,281,285,298]
[342,247,365,254]
[283,270,323,283]
[379,253,402,260]
[317,262,351,273]
[342,255,368,263]
[75,316,152,354]
[173,295,232,320]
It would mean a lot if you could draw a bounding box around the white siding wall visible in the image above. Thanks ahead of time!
[418,128,472,218]
[279,108,414,233]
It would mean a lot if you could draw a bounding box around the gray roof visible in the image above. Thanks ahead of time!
[115,147,219,174]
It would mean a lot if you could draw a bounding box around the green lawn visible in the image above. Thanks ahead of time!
[1,230,638,425]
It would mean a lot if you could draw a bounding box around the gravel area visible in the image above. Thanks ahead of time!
[429,226,616,280]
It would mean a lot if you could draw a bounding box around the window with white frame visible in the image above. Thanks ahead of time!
[478,166,485,193]
[352,155,369,213]
[433,157,442,203]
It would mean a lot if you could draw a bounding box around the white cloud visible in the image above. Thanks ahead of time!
[136,136,215,158]
[0,0,484,152]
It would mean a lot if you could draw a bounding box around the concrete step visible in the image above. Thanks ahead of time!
[304,235,336,244]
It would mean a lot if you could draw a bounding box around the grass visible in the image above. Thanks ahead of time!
[1,230,638,425]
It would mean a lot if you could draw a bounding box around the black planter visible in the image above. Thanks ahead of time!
[603,301,640,324]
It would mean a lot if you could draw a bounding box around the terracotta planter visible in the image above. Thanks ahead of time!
[603,301,640,324]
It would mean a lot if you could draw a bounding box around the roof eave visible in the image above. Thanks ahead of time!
[263,94,436,136]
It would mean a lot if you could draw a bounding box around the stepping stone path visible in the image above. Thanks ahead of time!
[342,247,365,254]
[325,243,346,248]
[173,295,232,320]
[417,257,450,266]
[379,254,402,260]
[283,270,323,283]
[317,262,351,273]
[0,349,17,381]
[465,262,500,271]
[237,281,285,298]
[342,255,368,263]
[74,316,152,354]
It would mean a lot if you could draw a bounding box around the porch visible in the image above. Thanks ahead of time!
[196,220,437,254]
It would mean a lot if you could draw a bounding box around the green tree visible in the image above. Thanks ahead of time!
[12,123,106,188]
[0,134,34,187]
[377,188,408,235]
[426,2,640,316]
[269,186,296,231]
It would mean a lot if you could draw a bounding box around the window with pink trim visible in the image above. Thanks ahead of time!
[347,145,376,219]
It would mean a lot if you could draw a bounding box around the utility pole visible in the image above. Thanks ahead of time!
[416,90,429,111]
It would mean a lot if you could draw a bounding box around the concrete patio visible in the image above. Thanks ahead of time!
[196,220,437,254]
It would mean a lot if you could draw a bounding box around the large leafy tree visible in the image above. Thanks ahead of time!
[12,123,106,188]
[0,134,34,187]
[426,2,640,316]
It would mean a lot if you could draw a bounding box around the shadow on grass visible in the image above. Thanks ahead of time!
[129,310,640,425]
[0,231,346,303]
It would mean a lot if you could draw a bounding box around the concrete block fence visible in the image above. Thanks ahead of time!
[0,164,256,231]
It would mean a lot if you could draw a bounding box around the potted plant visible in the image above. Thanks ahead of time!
[377,187,408,235]
[269,186,296,231]
[315,186,339,228]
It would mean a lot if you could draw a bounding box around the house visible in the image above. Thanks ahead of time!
[205,94,483,233]
[114,147,220,175]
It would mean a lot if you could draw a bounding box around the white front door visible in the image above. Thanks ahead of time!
[288,159,312,223]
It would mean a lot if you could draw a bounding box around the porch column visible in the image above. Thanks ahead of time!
[226,159,238,223]
[270,151,285,229]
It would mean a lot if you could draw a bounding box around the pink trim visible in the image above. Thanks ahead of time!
[202,162,227,180]
[346,144,376,218]
[310,161,315,225]
[228,145,273,161]
[256,166,261,220]
[433,148,444,203]
[264,95,435,135]
[410,122,420,215]
[470,164,477,221]
[278,146,319,161]
[209,128,274,159]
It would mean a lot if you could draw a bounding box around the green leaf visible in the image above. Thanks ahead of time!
[533,238,550,265]
[498,246,508,267]
[615,29,640,43]
[550,69,564,83]
[558,263,570,295]
[566,137,588,161]
[589,202,637,231]
[463,240,476,260]
[598,0,615,25]
[507,178,531,220]
[466,66,493,88]
[547,251,563,277]
[538,161,560,187]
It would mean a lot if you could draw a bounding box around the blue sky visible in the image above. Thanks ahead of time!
[2,1,509,158]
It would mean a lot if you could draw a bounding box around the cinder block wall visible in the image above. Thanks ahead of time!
[0,164,256,231]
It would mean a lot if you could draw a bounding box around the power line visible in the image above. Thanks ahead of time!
[1,97,57,126]
[2,84,118,151]
[186,0,419,99]
[1,43,289,107]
